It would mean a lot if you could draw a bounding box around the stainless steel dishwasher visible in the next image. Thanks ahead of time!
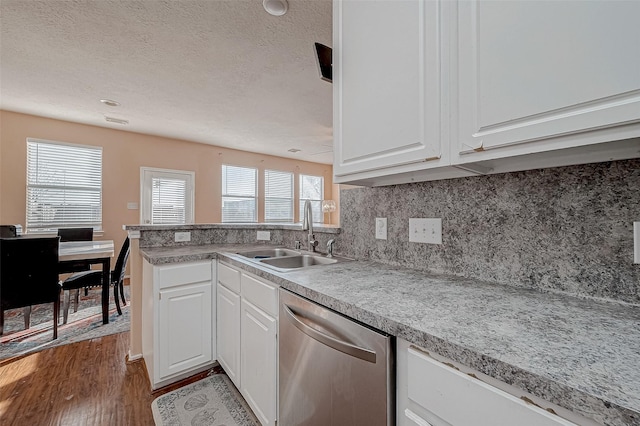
[279,289,394,425]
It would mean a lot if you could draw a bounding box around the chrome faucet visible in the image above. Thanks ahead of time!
[302,200,319,252]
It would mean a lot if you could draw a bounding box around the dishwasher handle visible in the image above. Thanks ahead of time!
[283,304,377,363]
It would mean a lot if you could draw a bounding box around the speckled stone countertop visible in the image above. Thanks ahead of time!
[140,245,640,426]
[125,223,340,233]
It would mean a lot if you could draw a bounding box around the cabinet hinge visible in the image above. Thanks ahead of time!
[159,293,161,300]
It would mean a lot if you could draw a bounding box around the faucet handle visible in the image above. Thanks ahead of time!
[327,239,336,258]
[294,240,301,250]
[309,238,319,249]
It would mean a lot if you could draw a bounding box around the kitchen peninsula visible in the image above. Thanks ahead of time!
[125,223,640,426]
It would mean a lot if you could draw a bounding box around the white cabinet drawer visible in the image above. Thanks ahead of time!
[241,273,277,317]
[157,261,211,289]
[407,347,575,426]
[218,262,241,294]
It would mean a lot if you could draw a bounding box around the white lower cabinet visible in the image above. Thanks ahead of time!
[240,298,277,426]
[216,261,278,426]
[216,282,241,386]
[142,260,215,390]
[217,261,242,388]
[397,338,597,426]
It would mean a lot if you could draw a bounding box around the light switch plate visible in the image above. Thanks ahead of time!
[175,231,191,242]
[257,231,271,241]
[634,222,639,264]
[376,218,387,240]
[409,218,442,244]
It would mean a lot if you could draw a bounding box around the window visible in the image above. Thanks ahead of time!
[26,139,102,232]
[140,168,194,225]
[265,170,294,223]
[299,174,324,224]
[222,165,257,222]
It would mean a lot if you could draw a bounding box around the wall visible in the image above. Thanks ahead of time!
[339,159,640,304]
[0,110,337,248]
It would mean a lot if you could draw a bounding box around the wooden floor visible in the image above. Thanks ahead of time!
[0,331,212,426]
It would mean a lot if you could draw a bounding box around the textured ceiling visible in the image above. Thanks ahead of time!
[0,0,334,164]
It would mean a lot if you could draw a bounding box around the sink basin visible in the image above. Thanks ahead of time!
[234,247,350,272]
[236,248,300,259]
[259,254,338,269]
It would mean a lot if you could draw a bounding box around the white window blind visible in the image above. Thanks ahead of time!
[140,168,194,225]
[152,178,186,224]
[222,165,257,223]
[265,170,294,223]
[299,174,324,224]
[26,139,102,231]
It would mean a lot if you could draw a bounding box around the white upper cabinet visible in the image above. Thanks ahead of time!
[333,0,448,183]
[452,0,640,162]
[334,0,640,186]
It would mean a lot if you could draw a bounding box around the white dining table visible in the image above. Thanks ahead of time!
[59,240,115,324]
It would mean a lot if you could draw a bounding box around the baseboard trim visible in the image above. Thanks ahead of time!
[127,350,143,363]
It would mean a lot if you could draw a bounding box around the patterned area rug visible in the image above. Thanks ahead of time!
[0,287,130,361]
[152,374,260,426]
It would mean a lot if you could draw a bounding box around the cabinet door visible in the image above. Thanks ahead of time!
[157,282,212,380]
[333,0,444,179]
[454,0,640,159]
[216,283,241,387]
[240,299,277,426]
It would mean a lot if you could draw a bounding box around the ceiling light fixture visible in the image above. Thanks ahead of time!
[263,0,288,16]
[105,116,129,125]
[100,99,120,107]
[288,148,301,153]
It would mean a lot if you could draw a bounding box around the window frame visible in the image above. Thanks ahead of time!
[221,164,258,223]
[140,167,195,225]
[25,138,103,232]
[264,169,294,223]
[299,174,325,224]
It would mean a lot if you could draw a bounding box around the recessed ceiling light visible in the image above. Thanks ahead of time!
[288,148,301,153]
[263,0,288,16]
[100,99,120,107]
[105,116,129,125]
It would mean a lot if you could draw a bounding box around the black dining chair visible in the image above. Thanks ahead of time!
[57,227,94,275]
[0,225,17,238]
[0,236,61,339]
[57,227,93,242]
[59,237,130,324]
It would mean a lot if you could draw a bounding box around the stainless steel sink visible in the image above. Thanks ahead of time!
[259,254,338,269]
[236,248,300,259]
[235,247,350,272]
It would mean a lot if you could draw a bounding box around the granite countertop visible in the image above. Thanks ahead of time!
[125,223,341,233]
[140,244,640,426]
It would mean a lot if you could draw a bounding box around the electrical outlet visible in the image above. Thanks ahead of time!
[634,222,639,264]
[409,218,442,244]
[376,218,387,240]
[174,231,191,242]
[257,231,271,241]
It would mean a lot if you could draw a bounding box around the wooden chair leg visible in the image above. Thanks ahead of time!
[113,283,122,316]
[120,283,127,307]
[63,290,71,325]
[23,306,32,329]
[53,299,59,340]
[74,289,80,313]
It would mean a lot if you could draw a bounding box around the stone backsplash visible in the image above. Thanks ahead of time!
[134,224,339,255]
[338,159,640,304]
